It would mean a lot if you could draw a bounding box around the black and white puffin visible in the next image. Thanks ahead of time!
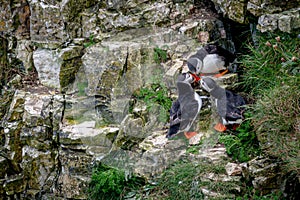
[166,73,203,139]
[187,44,236,78]
[200,77,245,132]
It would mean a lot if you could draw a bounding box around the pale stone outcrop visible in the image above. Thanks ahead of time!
[211,0,300,33]
[257,8,300,33]
[33,46,83,90]
[211,0,247,24]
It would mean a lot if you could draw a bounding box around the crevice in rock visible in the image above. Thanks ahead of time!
[52,93,66,197]
[119,47,129,78]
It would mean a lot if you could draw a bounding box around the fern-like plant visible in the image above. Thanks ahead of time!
[88,165,144,200]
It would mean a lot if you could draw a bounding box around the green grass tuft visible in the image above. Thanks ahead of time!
[240,31,300,173]
[241,32,299,96]
[133,82,172,123]
[88,164,145,200]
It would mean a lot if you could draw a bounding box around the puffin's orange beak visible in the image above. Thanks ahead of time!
[190,73,201,82]
[214,69,228,78]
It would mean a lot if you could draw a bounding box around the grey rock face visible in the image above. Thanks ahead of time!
[257,8,300,33]
[211,0,300,33]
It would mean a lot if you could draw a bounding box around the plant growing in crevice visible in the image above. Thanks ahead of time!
[88,164,145,200]
[84,35,96,48]
[153,47,168,64]
[77,81,88,96]
[133,82,172,123]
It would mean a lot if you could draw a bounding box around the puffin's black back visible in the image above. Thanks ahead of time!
[194,48,209,61]
[224,90,246,121]
[204,44,236,66]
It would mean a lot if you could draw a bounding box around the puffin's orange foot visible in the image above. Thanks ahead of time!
[184,132,197,139]
[214,69,228,78]
[214,123,227,132]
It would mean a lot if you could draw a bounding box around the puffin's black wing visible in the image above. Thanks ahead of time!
[169,99,181,126]
[167,99,181,138]
[216,96,227,119]
[177,81,201,132]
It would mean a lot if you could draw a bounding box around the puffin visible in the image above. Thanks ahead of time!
[166,73,203,139]
[200,77,245,132]
[187,44,236,78]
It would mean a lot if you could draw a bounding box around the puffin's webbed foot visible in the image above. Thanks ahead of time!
[184,132,197,139]
[214,123,227,132]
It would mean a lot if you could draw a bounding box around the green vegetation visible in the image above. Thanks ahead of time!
[88,164,145,200]
[151,160,203,200]
[84,35,96,48]
[252,83,299,172]
[153,47,168,64]
[77,81,88,96]
[241,32,299,95]
[236,187,285,200]
[133,82,172,123]
[240,31,300,173]
[219,112,261,162]
[145,159,237,200]
[186,143,202,154]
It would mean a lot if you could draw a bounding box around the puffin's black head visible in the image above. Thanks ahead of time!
[187,57,202,74]
[200,77,217,93]
[204,44,218,54]
[204,44,236,64]
[177,73,194,83]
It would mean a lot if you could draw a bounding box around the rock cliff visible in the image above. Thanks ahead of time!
[0,0,299,199]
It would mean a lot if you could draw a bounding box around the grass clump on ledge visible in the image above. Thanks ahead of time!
[240,31,300,173]
[133,82,172,123]
[88,164,145,200]
[144,158,243,200]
